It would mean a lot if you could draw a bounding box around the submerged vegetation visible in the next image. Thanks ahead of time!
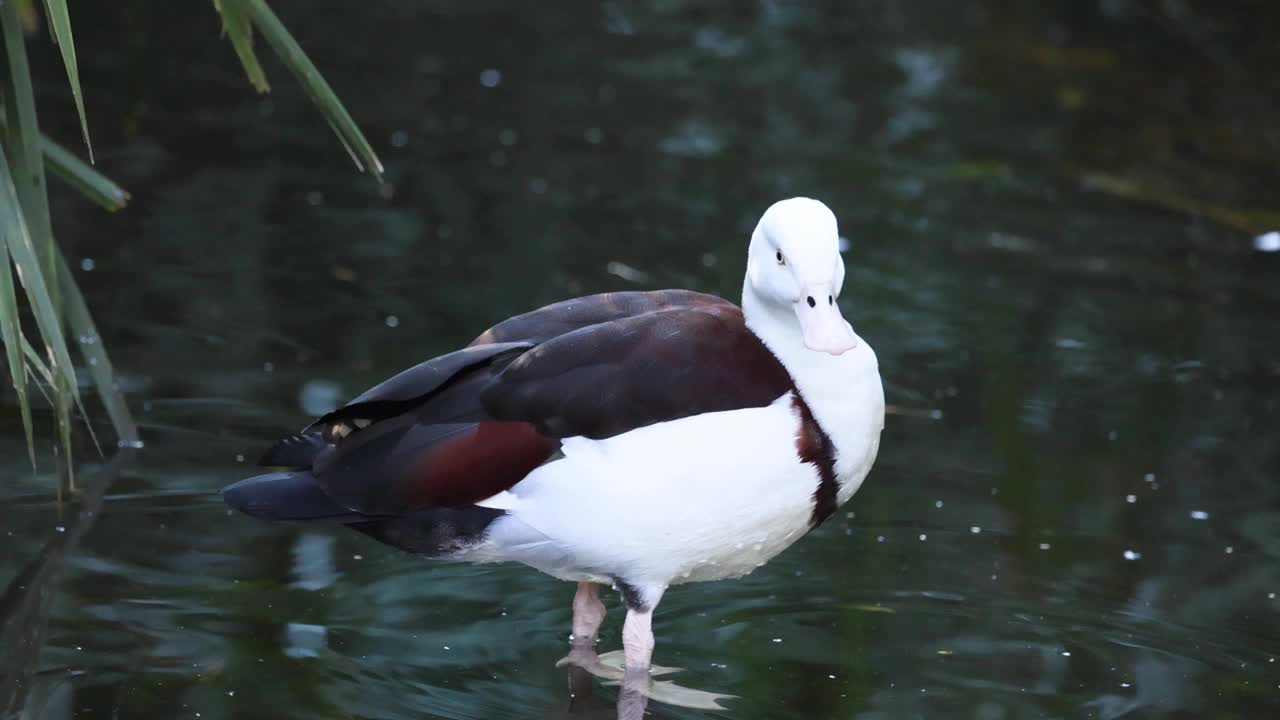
[0,0,381,486]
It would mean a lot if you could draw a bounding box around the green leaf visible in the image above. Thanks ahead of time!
[41,0,92,161]
[55,369,73,489]
[1,1,55,252]
[42,134,130,211]
[236,0,384,180]
[0,236,36,470]
[0,142,82,415]
[20,333,53,386]
[214,0,270,93]
[56,248,138,447]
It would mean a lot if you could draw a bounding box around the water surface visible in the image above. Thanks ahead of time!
[3,1,1279,718]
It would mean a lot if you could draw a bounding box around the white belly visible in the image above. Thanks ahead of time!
[476,395,832,585]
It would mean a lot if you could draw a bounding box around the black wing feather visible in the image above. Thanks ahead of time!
[311,341,531,431]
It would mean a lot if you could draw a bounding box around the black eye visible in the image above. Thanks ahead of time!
[806,296,816,308]
[775,251,785,265]
[828,295,833,305]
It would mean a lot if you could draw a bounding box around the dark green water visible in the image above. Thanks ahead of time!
[4,1,1280,718]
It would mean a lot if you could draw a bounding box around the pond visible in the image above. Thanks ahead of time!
[3,1,1279,718]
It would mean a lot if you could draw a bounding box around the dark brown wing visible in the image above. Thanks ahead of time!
[481,303,794,439]
[469,289,728,346]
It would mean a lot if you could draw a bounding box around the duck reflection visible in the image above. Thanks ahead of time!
[557,641,733,719]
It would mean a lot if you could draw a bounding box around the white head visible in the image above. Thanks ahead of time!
[745,197,858,355]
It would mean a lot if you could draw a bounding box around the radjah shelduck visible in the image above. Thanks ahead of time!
[223,196,885,683]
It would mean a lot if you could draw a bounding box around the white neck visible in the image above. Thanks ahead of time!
[742,279,885,500]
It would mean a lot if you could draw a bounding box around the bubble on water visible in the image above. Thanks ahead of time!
[529,177,548,194]
[1120,682,1131,688]
[80,257,95,271]
[1123,549,1141,560]
[1039,543,1051,550]
[584,127,605,144]
[919,533,927,541]
[479,68,502,87]
[1144,473,1156,482]
[390,129,409,148]
[1189,510,1209,520]
[876,535,885,542]
[263,361,275,373]
[772,638,782,643]
[1254,231,1280,252]
[934,500,943,508]
[118,439,145,449]
[352,554,363,560]
[970,526,981,534]
[385,315,400,328]
[306,191,324,207]
[1225,546,1234,554]
[235,454,245,463]
[1126,494,1137,503]
[55,526,66,533]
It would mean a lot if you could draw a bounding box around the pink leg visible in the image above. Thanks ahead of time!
[571,582,606,646]
[618,605,657,720]
[621,607,655,674]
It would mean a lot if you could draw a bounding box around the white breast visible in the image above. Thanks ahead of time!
[479,394,822,585]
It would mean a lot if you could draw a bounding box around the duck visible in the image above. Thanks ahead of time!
[223,196,885,683]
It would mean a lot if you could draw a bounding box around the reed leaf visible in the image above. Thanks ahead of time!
[220,0,383,180]
[1,2,53,251]
[43,135,129,211]
[213,0,269,92]
[2,3,89,487]
[0,144,80,410]
[0,238,35,470]
[40,0,92,160]
[20,333,52,386]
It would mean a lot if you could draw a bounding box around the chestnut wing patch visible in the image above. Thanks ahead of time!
[481,304,793,439]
